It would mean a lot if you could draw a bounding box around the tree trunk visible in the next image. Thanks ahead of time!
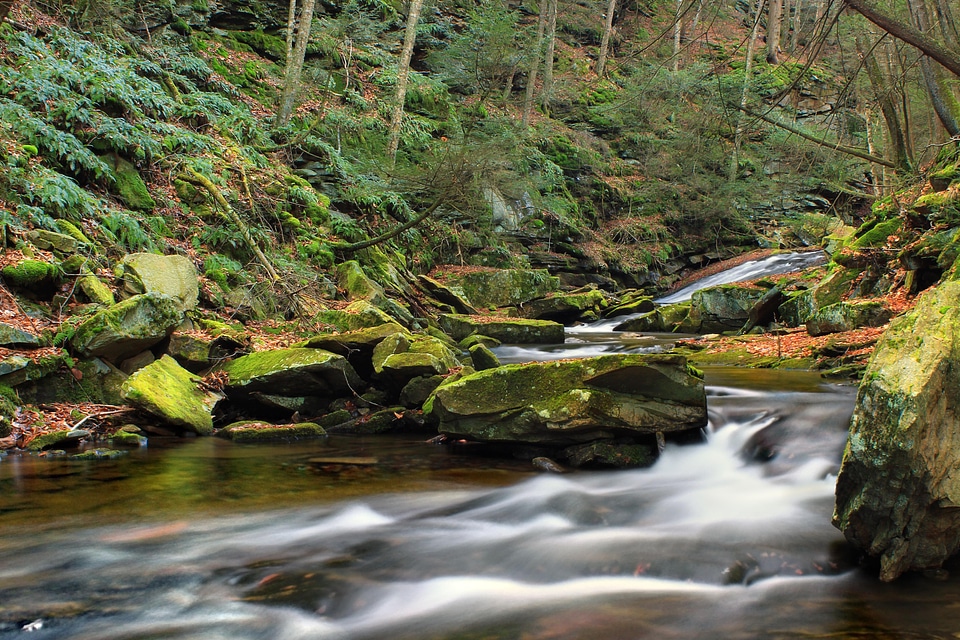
[672,0,683,72]
[766,0,783,63]
[597,0,618,77]
[387,0,424,164]
[909,0,960,137]
[284,0,297,63]
[857,35,914,172]
[789,0,802,51]
[522,0,549,127]
[542,0,558,110]
[729,0,766,181]
[844,0,960,78]
[277,0,317,126]
[933,0,959,49]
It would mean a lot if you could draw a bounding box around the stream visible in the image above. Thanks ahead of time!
[2,251,958,638]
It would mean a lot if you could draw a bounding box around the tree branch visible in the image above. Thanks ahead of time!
[332,198,443,253]
[745,108,898,168]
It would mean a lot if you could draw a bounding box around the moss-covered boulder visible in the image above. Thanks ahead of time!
[417,275,479,315]
[26,429,88,451]
[834,279,960,581]
[602,294,655,319]
[69,293,183,362]
[26,229,79,254]
[613,310,664,332]
[298,323,409,378]
[15,357,126,405]
[1,259,59,290]
[220,347,363,399]
[686,284,768,333]
[443,269,560,308]
[313,300,398,333]
[778,267,857,327]
[806,301,892,336]
[564,440,658,468]
[104,155,155,211]
[118,253,199,311]
[439,314,565,344]
[335,261,415,327]
[372,333,461,385]
[218,420,326,442]
[0,322,40,348]
[518,289,608,323]
[78,273,116,306]
[122,355,222,435]
[468,343,500,370]
[0,384,17,438]
[424,354,706,446]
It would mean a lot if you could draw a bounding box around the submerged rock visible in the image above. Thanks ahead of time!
[424,354,706,446]
[122,355,222,435]
[833,279,960,581]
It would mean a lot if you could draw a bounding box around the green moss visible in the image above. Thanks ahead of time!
[0,384,17,437]
[27,429,73,451]
[106,157,156,211]
[229,30,286,60]
[122,355,218,435]
[852,218,901,249]
[1,259,59,288]
[55,220,92,245]
[219,421,326,442]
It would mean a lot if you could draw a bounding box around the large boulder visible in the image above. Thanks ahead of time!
[221,348,363,399]
[805,300,892,336]
[684,284,768,333]
[424,354,706,445]
[833,279,960,581]
[518,289,608,323]
[122,355,222,435]
[69,293,183,362]
[439,314,565,344]
[118,253,199,311]
[442,268,560,308]
[372,333,462,385]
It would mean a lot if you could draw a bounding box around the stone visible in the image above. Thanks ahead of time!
[69,293,183,362]
[1,259,58,290]
[443,269,560,308]
[26,230,79,254]
[613,310,664,332]
[805,301,892,336]
[78,273,116,306]
[469,343,500,370]
[122,355,222,435]
[119,350,155,374]
[439,314,565,344]
[27,429,89,451]
[834,280,960,581]
[0,322,40,348]
[313,301,397,333]
[218,421,326,442]
[372,334,461,385]
[417,275,479,315]
[602,295,655,319]
[564,440,658,468]
[688,284,768,333]
[14,357,127,406]
[104,155,155,211]
[221,347,363,398]
[399,375,445,407]
[0,385,17,438]
[119,253,199,311]
[741,287,786,333]
[779,268,857,327]
[424,354,706,446]
[518,289,608,323]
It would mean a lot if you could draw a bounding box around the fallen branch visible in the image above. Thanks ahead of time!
[332,198,443,253]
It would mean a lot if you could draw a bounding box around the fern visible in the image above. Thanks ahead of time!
[99,210,154,251]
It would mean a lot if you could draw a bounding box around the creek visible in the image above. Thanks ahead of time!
[2,252,958,639]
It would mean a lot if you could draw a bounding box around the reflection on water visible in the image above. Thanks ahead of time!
[0,372,958,639]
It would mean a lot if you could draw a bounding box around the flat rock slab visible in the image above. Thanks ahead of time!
[220,347,363,398]
[120,253,199,311]
[218,421,326,442]
[425,353,706,445]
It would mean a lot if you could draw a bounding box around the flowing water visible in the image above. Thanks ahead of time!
[4,250,959,638]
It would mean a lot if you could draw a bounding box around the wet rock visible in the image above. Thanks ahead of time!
[218,421,326,442]
[532,456,568,473]
[122,355,223,435]
[399,375,445,408]
[834,279,960,581]
[71,448,127,460]
[613,310,664,332]
[69,293,183,362]
[564,440,658,468]
[439,314,565,344]
[602,295,655,319]
[424,354,706,446]
[15,357,126,406]
[27,429,89,451]
[417,275,479,315]
[118,253,199,311]
[686,284,768,333]
[805,300,892,336]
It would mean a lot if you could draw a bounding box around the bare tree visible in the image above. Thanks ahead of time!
[766,0,784,63]
[277,0,318,126]
[597,0,618,77]
[729,0,766,180]
[542,0,558,109]
[387,0,425,164]
[857,34,914,172]
[522,0,549,127]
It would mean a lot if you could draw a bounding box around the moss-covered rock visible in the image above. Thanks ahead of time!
[1,259,59,290]
[221,347,363,398]
[424,354,706,445]
[313,301,398,333]
[218,420,326,442]
[439,314,565,344]
[26,229,80,254]
[69,293,183,362]
[26,429,88,451]
[118,253,199,311]
[443,269,560,308]
[468,342,500,370]
[14,357,127,405]
[78,273,116,306]
[0,322,40,348]
[104,155,156,211]
[613,310,664,332]
[122,355,222,435]
[0,384,17,438]
[417,275,479,315]
[687,284,768,333]
[564,440,658,468]
[805,300,892,336]
[834,279,960,581]
[778,268,857,327]
[518,289,608,323]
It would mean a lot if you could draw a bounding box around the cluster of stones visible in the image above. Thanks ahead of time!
[0,250,706,469]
